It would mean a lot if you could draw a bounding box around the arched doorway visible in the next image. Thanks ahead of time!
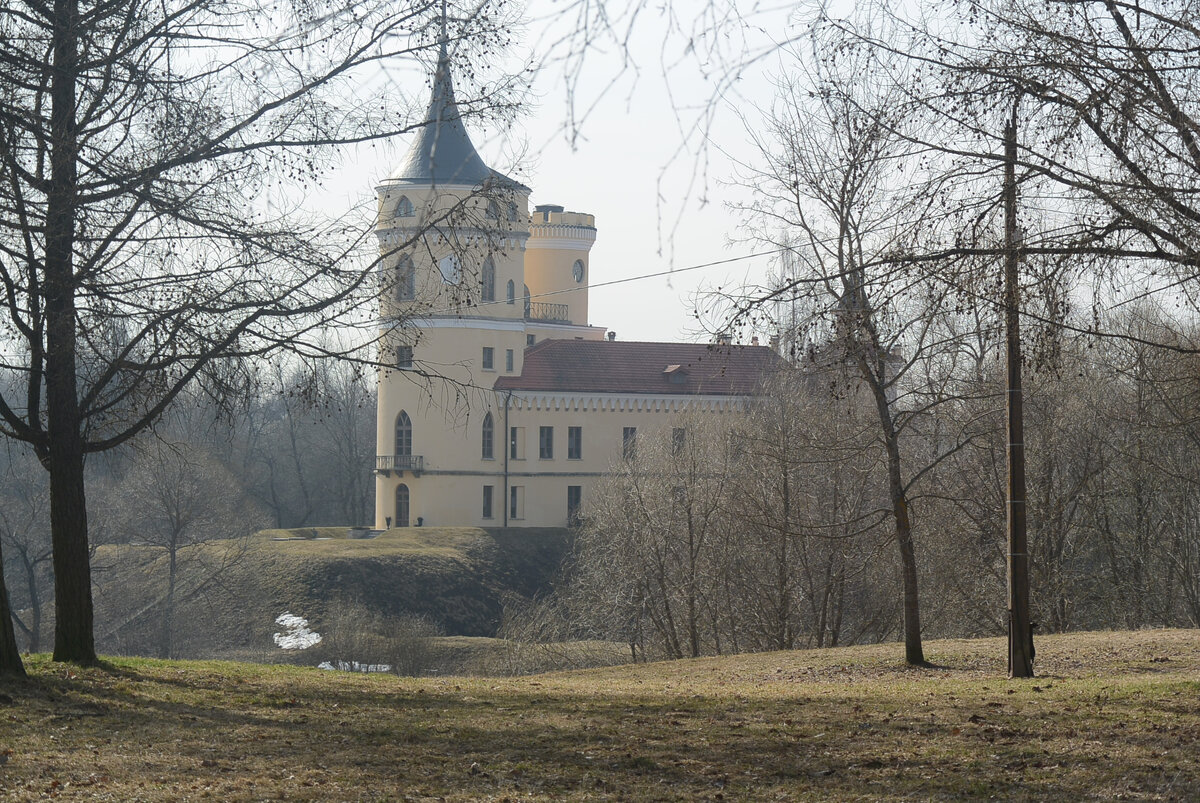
[395,484,410,528]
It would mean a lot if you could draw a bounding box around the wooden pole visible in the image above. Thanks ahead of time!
[1004,102,1034,678]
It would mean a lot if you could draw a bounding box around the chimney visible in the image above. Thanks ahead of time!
[751,336,760,346]
[715,332,732,346]
[607,331,616,341]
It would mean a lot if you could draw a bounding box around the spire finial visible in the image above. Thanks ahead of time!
[438,0,448,61]
[432,0,451,120]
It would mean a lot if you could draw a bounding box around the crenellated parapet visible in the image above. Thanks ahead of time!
[527,206,597,251]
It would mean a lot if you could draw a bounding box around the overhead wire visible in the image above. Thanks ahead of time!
[413,247,791,318]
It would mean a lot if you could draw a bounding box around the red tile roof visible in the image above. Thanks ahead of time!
[494,340,787,395]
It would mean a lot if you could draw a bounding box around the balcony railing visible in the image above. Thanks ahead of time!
[525,301,570,322]
[375,454,423,476]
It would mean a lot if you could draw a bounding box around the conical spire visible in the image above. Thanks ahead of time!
[389,7,498,186]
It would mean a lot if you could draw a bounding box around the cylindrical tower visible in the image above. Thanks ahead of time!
[372,40,531,530]
[523,204,597,326]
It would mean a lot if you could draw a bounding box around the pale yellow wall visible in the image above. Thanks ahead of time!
[374,390,749,529]
[376,182,531,322]
[374,321,522,486]
[499,393,746,526]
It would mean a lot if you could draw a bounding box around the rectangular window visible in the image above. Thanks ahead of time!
[567,486,582,525]
[505,348,514,372]
[482,346,494,370]
[396,345,413,370]
[539,426,554,459]
[568,426,582,460]
[510,427,525,460]
[672,427,686,456]
[526,334,536,346]
[510,485,524,520]
[482,485,494,519]
[622,426,637,461]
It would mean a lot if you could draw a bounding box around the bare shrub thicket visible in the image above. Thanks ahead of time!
[492,593,636,675]
[313,599,443,677]
[917,308,1200,636]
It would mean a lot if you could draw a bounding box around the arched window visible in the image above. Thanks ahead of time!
[523,284,531,318]
[396,196,414,218]
[486,199,500,221]
[395,484,410,527]
[506,279,515,305]
[438,255,460,285]
[482,412,494,460]
[396,254,415,301]
[481,256,495,303]
[395,411,412,458]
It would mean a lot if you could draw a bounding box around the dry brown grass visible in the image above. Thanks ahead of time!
[1,629,1198,801]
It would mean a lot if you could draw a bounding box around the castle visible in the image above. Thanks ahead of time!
[372,42,783,529]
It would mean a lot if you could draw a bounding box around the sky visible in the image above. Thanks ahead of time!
[513,40,775,344]
[328,1,801,345]
[506,2,805,344]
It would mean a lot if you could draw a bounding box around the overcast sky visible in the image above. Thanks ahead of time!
[510,1,801,343]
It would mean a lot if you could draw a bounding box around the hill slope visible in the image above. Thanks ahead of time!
[1,629,1198,800]
[91,527,573,659]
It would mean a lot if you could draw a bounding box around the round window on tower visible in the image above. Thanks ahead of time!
[572,259,585,283]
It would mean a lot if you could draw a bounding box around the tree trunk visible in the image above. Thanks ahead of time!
[872,374,925,665]
[45,0,96,666]
[845,256,925,665]
[777,428,793,650]
[159,542,178,659]
[47,439,94,664]
[0,540,28,676]
[22,554,42,654]
[888,448,925,666]
[685,513,700,659]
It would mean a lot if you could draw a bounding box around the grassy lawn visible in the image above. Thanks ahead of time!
[1,629,1198,801]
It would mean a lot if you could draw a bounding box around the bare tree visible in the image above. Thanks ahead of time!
[238,362,375,528]
[565,415,738,660]
[721,46,981,664]
[723,369,891,651]
[0,450,53,652]
[0,0,521,664]
[100,437,264,658]
[0,543,22,674]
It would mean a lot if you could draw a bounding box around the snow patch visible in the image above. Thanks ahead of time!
[318,660,392,673]
[273,612,322,650]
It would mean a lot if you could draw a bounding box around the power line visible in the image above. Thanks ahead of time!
[417,247,789,318]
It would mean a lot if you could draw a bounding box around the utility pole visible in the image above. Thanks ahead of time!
[1004,101,1034,678]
